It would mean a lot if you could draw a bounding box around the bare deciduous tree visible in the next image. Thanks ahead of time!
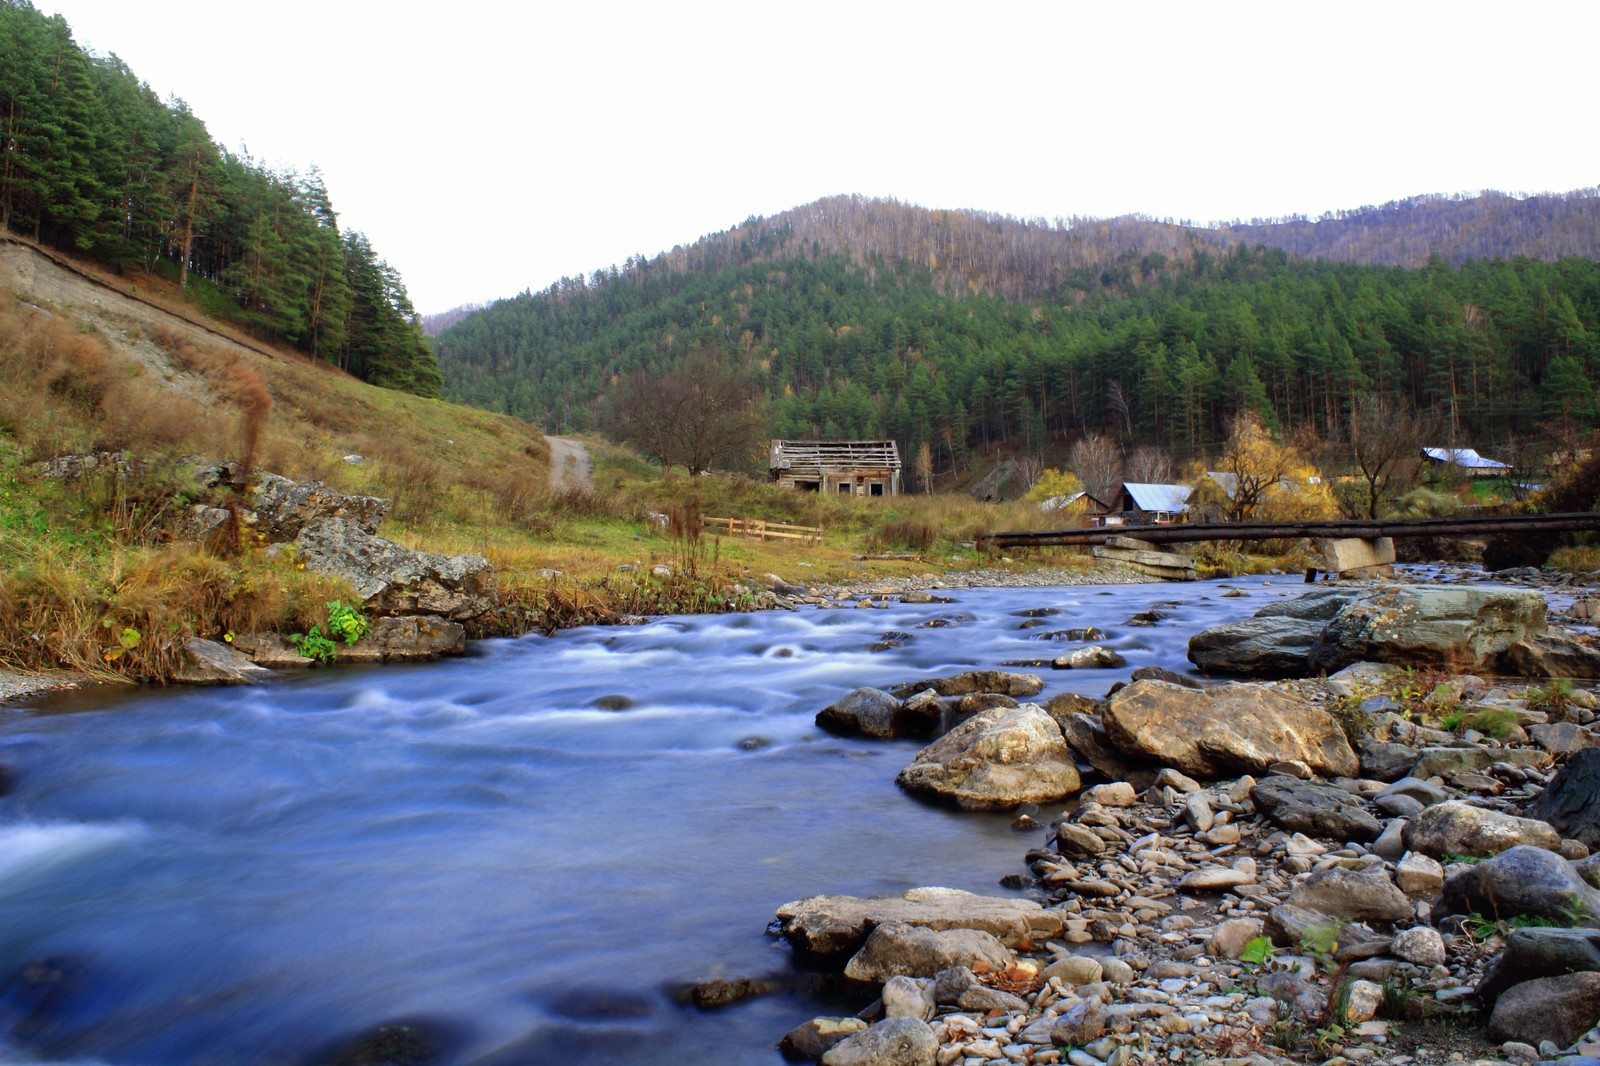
[607,351,766,476]
[1347,395,1437,519]
[1125,445,1173,485]
[1068,433,1123,503]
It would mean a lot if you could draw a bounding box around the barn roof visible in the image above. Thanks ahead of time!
[770,439,901,471]
[1422,447,1510,471]
[1122,482,1192,512]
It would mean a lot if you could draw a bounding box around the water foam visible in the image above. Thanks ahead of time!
[0,820,144,885]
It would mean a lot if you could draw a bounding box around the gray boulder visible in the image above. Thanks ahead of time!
[1284,866,1413,924]
[229,633,314,667]
[173,637,276,685]
[1527,748,1600,849]
[895,705,1080,810]
[780,1018,868,1059]
[1249,776,1383,841]
[1502,633,1600,679]
[1410,745,1550,779]
[1402,800,1560,859]
[289,519,495,620]
[819,1017,936,1066]
[817,688,935,739]
[1479,927,1600,1005]
[1053,711,1152,783]
[1487,972,1600,1049]
[247,471,389,540]
[1189,585,1547,678]
[774,888,1064,959]
[930,966,1029,1012]
[335,616,467,662]
[1102,680,1358,778]
[1435,845,1600,924]
[842,922,1013,983]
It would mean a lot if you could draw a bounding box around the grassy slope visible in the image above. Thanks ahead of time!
[0,240,1112,681]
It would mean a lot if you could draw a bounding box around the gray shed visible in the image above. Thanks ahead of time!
[769,440,902,497]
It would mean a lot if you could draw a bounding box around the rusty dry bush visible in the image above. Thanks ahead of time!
[869,518,937,555]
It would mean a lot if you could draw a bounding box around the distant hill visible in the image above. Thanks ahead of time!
[434,190,1600,479]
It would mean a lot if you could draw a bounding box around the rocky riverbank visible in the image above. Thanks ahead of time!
[762,581,1600,1066]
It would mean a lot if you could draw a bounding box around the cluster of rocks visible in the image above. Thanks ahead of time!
[35,453,495,684]
[766,583,1600,1066]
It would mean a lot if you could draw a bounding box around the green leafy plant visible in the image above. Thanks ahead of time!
[1239,936,1276,965]
[324,599,369,645]
[1464,706,1519,739]
[100,619,142,663]
[291,625,338,664]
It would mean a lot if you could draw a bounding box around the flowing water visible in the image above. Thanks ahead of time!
[0,576,1300,1065]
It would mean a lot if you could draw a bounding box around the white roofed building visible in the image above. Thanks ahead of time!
[1421,447,1511,476]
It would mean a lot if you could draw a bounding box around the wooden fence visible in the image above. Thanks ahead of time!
[702,516,824,543]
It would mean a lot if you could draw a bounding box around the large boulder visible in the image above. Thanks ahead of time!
[1435,845,1600,924]
[173,637,276,685]
[335,616,467,662]
[1487,972,1600,1049]
[1402,800,1561,859]
[895,705,1080,810]
[888,671,1044,699]
[288,519,495,621]
[1283,866,1413,924]
[1101,680,1359,779]
[1189,585,1547,678]
[817,688,936,739]
[1250,776,1383,841]
[246,471,389,540]
[842,922,1013,983]
[1527,747,1600,848]
[1479,927,1600,1005]
[1502,632,1600,679]
[819,1017,937,1066]
[774,888,1064,960]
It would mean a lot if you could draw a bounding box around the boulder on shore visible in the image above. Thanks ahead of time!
[1435,845,1600,924]
[173,637,276,685]
[1188,585,1547,678]
[774,888,1064,960]
[288,519,495,621]
[1402,800,1561,859]
[1526,747,1600,848]
[842,922,1013,983]
[1101,680,1359,779]
[895,705,1080,810]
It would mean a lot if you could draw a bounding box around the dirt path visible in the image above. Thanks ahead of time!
[545,436,593,492]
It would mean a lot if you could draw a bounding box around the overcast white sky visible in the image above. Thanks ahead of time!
[41,0,1600,314]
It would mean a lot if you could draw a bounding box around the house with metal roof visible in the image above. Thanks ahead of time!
[1421,447,1511,475]
[769,440,902,496]
[1114,482,1192,523]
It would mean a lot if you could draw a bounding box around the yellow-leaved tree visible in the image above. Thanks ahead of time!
[1201,413,1338,523]
[1024,469,1087,513]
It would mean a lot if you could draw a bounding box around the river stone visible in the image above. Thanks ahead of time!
[817,688,935,739]
[781,1017,869,1058]
[1410,745,1551,779]
[335,616,467,662]
[681,974,784,1009]
[775,888,1064,959]
[1502,633,1600,679]
[289,519,495,621]
[1479,928,1600,1005]
[1102,681,1358,779]
[1391,926,1447,966]
[1285,867,1413,923]
[1527,749,1600,848]
[1249,776,1384,841]
[888,671,1043,699]
[229,633,314,667]
[895,705,1081,810]
[1187,587,1358,676]
[880,976,936,1021]
[1054,646,1126,669]
[1403,800,1561,859]
[173,637,277,685]
[1395,851,1446,897]
[843,922,1013,983]
[246,471,390,541]
[930,965,1030,1012]
[1188,586,1547,678]
[1055,712,1153,783]
[1209,917,1266,959]
[819,1017,937,1066]
[1529,722,1600,755]
[1435,845,1600,924]
[1488,972,1600,1049]
[1360,738,1420,783]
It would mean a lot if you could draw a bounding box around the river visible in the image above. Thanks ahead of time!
[0,575,1296,1065]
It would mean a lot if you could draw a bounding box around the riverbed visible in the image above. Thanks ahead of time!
[0,576,1298,1065]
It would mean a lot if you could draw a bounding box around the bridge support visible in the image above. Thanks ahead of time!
[1090,536,1199,581]
[1320,536,1396,577]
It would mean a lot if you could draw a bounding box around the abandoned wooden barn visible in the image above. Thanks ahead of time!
[769,440,902,497]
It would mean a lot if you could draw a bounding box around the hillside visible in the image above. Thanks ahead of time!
[435,191,1600,479]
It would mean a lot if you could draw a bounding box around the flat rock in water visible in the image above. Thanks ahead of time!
[817,688,935,739]
[1527,748,1600,848]
[1188,585,1547,678]
[775,888,1064,959]
[1102,680,1359,779]
[1435,845,1600,924]
[1250,776,1384,841]
[174,637,276,685]
[895,705,1081,810]
[1402,800,1560,859]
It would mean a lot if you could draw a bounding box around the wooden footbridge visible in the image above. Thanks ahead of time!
[980,512,1600,549]
[978,512,1600,580]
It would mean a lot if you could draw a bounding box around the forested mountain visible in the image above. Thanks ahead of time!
[436,193,1600,478]
[0,0,441,396]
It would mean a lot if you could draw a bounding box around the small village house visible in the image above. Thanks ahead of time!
[1421,447,1511,477]
[1114,482,1192,524]
[769,440,902,497]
